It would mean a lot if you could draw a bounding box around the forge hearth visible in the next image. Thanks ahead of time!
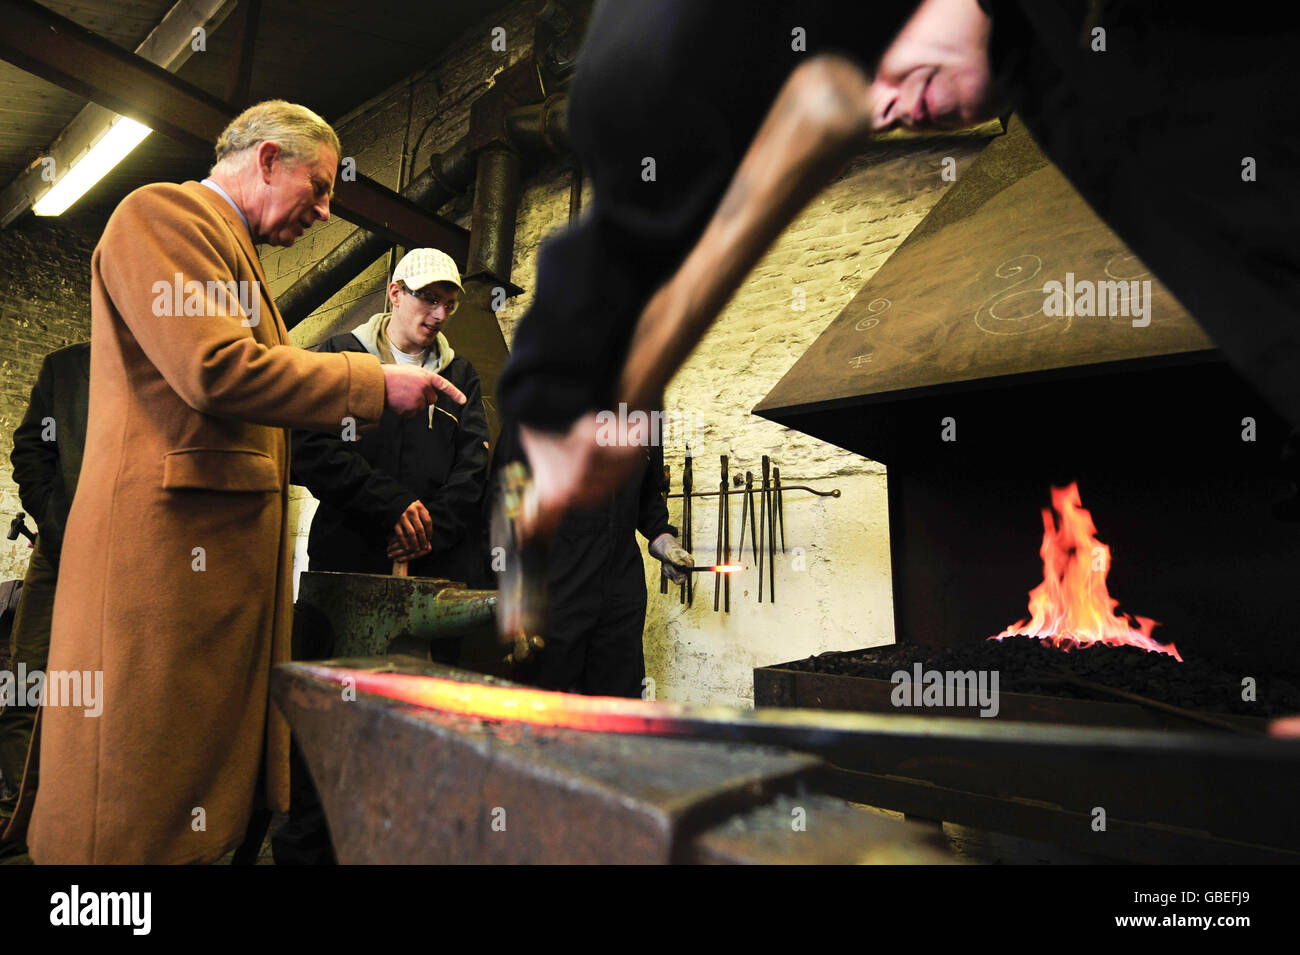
[754,644,1300,862]
[755,118,1300,672]
[766,638,1300,724]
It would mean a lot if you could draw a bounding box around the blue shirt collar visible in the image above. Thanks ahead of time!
[200,178,251,235]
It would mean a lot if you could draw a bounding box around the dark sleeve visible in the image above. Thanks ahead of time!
[494,1,915,432]
[289,339,418,529]
[636,443,677,543]
[426,367,490,553]
[10,355,61,537]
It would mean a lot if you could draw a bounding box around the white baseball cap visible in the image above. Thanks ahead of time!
[391,247,463,293]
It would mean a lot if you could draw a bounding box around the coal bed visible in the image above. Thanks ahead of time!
[782,637,1300,719]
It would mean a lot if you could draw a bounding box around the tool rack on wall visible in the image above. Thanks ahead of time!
[660,449,840,612]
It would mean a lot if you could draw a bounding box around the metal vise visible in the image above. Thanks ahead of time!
[294,571,497,660]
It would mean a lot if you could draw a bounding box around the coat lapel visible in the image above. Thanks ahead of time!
[183,181,287,344]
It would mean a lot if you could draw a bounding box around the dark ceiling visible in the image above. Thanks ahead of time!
[0,0,518,230]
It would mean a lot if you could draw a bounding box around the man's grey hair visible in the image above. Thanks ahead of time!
[210,100,341,174]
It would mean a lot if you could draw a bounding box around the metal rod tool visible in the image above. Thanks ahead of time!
[774,465,785,552]
[758,456,768,602]
[759,457,769,605]
[746,472,757,564]
[660,464,670,595]
[722,455,731,613]
[683,446,693,607]
[713,455,725,612]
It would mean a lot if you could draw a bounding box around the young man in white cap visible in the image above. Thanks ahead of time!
[292,247,489,587]
[281,248,488,863]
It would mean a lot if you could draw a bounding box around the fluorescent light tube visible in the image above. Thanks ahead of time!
[32,116,151,217]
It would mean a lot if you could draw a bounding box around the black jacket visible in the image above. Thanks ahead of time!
[10,342,90,561]
[291,332,490,582]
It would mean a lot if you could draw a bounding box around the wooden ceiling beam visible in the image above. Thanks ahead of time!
[0,0,468,260]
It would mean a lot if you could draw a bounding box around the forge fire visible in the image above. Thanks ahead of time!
[992,482,1182,661]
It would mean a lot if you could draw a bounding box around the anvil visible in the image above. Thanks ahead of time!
[271,657,954,864]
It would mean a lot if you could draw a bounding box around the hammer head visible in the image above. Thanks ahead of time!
[489,462,548,665]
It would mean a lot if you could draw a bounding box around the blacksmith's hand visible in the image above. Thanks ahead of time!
[385,534,413,561]
[517,413,646,542]
[383,364,466,418]
[650,533,693,584]
[389,500,433,558]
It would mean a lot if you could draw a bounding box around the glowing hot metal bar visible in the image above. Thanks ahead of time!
[291,662,1296,761]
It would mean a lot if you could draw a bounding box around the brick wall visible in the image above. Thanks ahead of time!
[267,1,988,703]
[0,217,96,582]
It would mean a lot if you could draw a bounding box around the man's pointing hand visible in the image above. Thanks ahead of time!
[382,364,466,418]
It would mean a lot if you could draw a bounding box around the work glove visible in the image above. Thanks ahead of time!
[649,533,693,584]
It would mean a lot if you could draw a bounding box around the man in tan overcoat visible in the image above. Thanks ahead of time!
[23,100,462,864]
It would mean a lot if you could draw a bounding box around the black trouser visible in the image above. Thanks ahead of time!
[523,525,650,699]
[269,737,336,866]
[0,541,57,844]
[497,0,915,430]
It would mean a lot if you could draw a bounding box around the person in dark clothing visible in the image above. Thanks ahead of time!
[497,1,917,435]
[276,249,488,865]
[496,0,1300,528]
[1,341,89,856]
[492,424,692,698]
[291,246,490,591]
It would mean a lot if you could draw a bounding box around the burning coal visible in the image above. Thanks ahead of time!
[991,482,1181,661]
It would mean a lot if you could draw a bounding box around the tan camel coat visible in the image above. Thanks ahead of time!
[28,181,386,864]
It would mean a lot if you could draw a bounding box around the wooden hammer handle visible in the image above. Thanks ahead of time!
[618,55,876,411]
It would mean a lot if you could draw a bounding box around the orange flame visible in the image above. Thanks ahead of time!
[991,482,1181,661]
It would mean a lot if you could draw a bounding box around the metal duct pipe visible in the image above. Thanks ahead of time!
[280,139,475,327]
[504,94,569,155]
[466,144,523,286]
